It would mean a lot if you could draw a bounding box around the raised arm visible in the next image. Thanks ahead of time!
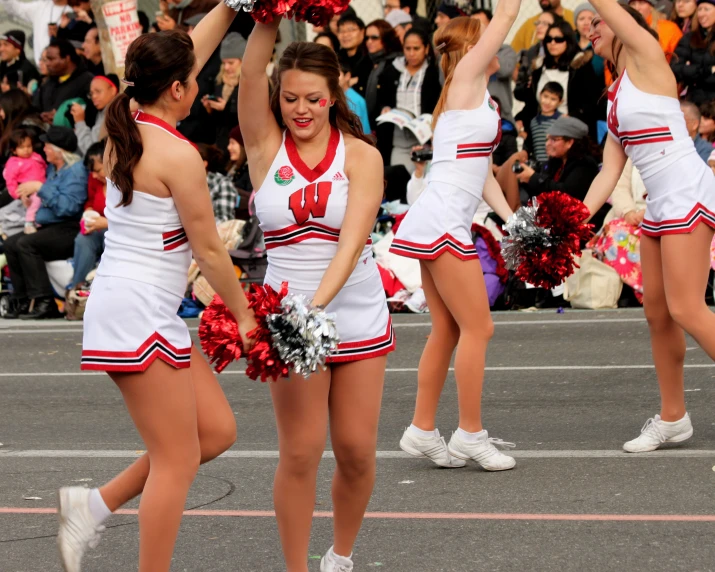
[452,0,521,87]
[582,136,628,220]
[238,18,283,186]
[190,3,238,73]
[589,0,662,63]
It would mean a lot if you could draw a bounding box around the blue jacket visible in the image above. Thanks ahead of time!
[36,161,88,226]
[694,135,713,164]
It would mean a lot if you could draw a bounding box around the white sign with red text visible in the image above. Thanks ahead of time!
[102,0,142,67]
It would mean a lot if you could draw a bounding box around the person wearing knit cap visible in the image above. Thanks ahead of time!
[435,2,467,28]
[385,8,413,42]
[573,3,606,78]
[629,0,683,59]
[0,30,40,93]
[202,32,247,150]
[671,0,715,103]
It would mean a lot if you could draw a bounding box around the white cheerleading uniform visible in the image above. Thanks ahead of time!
[81,112,193,372]
[254,127,395,363]
[390,93,501,260]
[607,70,715,237]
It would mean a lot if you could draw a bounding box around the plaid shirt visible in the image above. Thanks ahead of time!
[207,172,239,224]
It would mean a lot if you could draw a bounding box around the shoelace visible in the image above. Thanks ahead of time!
[489,438,516,450]
[639,418,666,443]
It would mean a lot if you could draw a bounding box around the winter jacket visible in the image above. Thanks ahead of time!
[75,108,105,156]
[514,50,604,140]
[2,153,47,197]
[35,161,87,226]
[0,54,40,90]
[33,66,94,113]
[489,45,518,124]
[672,31,715,104]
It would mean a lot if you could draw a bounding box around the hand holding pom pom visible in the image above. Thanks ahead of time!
[225,0,349,26]
[502,191,593,290]
[199,284,340,381]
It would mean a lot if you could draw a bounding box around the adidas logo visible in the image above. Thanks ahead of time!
[332,171,346,181]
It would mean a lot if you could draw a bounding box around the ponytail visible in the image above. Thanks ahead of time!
[104,91,142,206]
[431,17,482,129]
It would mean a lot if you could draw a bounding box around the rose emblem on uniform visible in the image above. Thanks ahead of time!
[275,165,295,186]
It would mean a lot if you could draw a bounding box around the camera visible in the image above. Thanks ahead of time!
[512,159,539,174]
[411,146,433,163]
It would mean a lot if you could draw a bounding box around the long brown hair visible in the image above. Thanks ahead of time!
[269,41,373,146]
[366,19,403,55]
[689,13,715,54]
[606,5,660,80]
[104,30,196,206]
[432,16,482,128]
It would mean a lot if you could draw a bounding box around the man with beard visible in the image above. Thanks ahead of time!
[510,0,574,53]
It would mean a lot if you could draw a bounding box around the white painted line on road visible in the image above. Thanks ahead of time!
[1,364,713,377]
[1,449,714,459]
[0,317,652,335]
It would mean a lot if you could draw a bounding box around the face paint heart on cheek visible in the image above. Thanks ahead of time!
[319,99,328,108]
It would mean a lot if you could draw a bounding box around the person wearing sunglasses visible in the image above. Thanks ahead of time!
[515,21,602,140]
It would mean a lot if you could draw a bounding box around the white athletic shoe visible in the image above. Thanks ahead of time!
[57,487,105,572]
[448,430,516,471]
[623,413,693,453]
[399,427,466,468]
[320,546,353,572]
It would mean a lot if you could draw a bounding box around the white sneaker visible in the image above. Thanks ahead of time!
[320,546,353,572]
[399,427,466,468]
[405,288,429,313]
[57,487,105,572]
[448,430,516,471]
[623,413,693,453]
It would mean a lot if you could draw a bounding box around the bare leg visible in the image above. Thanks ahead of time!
[269,369,331,572]
[110,360,201,572]
[661,224,715,361]
[640,235,687,421]
[424,255,494,432]
[329,357,386,557]
[98,347,237,511]
[411,262,460,431]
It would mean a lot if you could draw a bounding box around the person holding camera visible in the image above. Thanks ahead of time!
[497,115,608,228]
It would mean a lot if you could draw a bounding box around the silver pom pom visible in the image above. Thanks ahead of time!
[266,294,340,377]
[501,199,552,271]
[223,0,255,12]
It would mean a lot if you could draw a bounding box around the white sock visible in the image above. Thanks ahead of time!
[660,414,688,426]
[457,428,487,443]
[88,488,112,525]
[329,546,353,562]
[409,424,437,439]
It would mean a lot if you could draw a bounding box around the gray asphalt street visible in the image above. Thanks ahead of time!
[1,309,715,571]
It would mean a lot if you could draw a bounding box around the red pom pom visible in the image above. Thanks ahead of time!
[199,297,244,374]
[517,191,593,290]
[250,0,298,23]
[293,0,350,27]
[199,283,291,381]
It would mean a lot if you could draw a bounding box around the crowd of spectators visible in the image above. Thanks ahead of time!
[2,0,715,318]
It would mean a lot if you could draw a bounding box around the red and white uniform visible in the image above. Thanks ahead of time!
[390,93,501,260]
[254,127,395,363]
[81,112,193,372]
[608,70,715,237]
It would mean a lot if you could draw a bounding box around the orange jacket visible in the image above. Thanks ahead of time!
[605,11,683,85]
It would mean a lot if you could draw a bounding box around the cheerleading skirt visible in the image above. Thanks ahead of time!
[264,265,395,364]
[81,275,192,372]
[390,181,480,261]
[640,150,715,237]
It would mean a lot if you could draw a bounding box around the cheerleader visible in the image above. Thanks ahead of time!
[55,6,258,572]
[239,17,394,572]
[389,10,520,471]
[583,0,715,452]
